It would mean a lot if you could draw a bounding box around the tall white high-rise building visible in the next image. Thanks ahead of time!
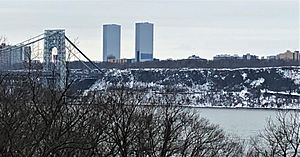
[103,24,121,61]
[135,22,154,62]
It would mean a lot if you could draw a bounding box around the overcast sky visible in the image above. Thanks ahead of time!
[0,0,299,61]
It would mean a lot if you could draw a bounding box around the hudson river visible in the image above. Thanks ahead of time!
[198,108,277,139]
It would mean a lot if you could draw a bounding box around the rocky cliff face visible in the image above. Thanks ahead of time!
[83,67,300,109]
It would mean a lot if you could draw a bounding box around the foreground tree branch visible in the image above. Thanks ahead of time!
[248,111,300,157]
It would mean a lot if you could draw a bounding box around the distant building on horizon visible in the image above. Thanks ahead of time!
[266,55,277,60]
[0,44,31,69]
[213,54,241,61]
[135,22,154,62]
[103,24,121,61]
[213,53,258,61]
[276,50,299,61]
[242,53,258,60]
[107,58,135,64]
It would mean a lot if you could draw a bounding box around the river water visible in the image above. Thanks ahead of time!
[196,108,277,139]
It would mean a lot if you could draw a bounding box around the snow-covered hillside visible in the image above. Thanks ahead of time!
[83,67,300,109]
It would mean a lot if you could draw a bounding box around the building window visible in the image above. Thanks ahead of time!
[141,53,153,60]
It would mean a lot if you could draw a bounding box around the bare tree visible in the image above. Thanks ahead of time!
[248,111,300,157]
[91,89,245,157]
[0,64,106,156]
[0,36,7,44]
[0,74,246,156]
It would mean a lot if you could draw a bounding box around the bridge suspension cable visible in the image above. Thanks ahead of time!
[15,33,44,46]
[65,35,101,71]
[66,45,93,71]
[0,31,60,53]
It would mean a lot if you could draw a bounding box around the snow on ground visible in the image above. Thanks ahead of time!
[278,68,300,85]
[242,73,247,80]
[239,88,248,98]
[84,67,300,109]
[250,78,265,87]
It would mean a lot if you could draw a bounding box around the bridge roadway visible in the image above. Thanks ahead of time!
[0,69,102,80]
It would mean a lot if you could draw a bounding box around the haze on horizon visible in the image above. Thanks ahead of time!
[0,0,299,61]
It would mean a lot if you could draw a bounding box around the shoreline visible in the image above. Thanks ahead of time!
[187,106,300,111]
[141,104,300,111]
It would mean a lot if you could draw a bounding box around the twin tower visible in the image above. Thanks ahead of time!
[103,22,154,62]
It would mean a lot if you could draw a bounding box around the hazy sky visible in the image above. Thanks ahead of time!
[0,0,299,61]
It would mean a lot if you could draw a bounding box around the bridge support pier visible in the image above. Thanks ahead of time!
[43,30,66,89]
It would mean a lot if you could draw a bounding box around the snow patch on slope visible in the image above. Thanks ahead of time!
[250,78,265,87]
[278,68,300,85]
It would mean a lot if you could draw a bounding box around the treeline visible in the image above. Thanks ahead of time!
[68,59,300,70]
[0,75,299,156]
[3,59,300,71]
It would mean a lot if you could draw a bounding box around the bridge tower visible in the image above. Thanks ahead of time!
[43,30,66,89]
